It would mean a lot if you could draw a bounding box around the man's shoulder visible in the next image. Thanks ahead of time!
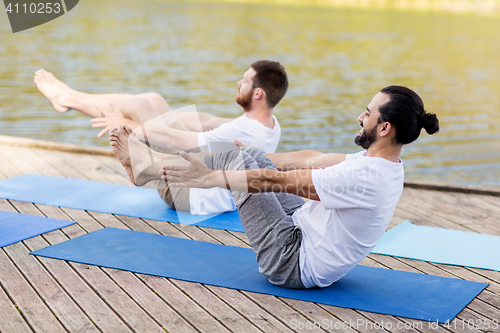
[345,150,366,161]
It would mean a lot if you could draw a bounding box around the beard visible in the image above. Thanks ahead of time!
[236,88,253,111]
[355,123,378,149]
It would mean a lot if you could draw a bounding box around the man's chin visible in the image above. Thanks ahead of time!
[354,135,362,146]
[354,135,371,150]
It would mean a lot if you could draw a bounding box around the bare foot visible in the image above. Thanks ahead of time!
[111,125,191,187]
[34,69,73,112]
[110,126,139,185]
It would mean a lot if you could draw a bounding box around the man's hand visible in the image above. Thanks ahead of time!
[91,104,134,137]
[161,152,214,188]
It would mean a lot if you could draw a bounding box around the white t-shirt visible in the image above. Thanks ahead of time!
[292,151,404,288]
[189,114,281,215]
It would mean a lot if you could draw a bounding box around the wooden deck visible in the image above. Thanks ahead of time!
[0,137,499,333]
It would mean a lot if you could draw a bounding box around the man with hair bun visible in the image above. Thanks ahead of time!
[112,85,438,289]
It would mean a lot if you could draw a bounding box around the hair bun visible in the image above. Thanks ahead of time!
[422,112,439,135]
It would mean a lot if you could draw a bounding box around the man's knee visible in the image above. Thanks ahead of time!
[140,92,170,111]
[241,146,276,170]
[205,149,259,172]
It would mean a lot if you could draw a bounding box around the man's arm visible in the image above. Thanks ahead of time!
[133,123,200,151]
[174,111,232,132]
[224,168,319,200]
[91,111,201,151]
[267,150,347,171]
[162,152,320,200]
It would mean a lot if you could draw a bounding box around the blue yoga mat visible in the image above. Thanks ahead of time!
[31,228,488,322]
[0,174,243,232]
[0,210,75,247]
[372,220,500,271]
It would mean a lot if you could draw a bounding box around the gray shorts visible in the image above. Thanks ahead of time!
[205,147,307,289]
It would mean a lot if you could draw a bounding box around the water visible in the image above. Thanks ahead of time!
[1,0,499,188]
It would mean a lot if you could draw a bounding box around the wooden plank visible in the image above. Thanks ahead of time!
[0,146,42,176]
[137,274,233,333]
[60,207,105,233]
[0,135,113,157]
[170,223,222,244]
[204,286,296,333]
[368,254,422,274]
[462,298,500,321]
[0,146,27,177]
[142,219,192,239]
[0,145,22,178]
[109,215,164,233]
[0,280,33,333]
[455,308,493,333]
[77,153,129,185]
[405,188,500,233]
[320,304,392,333]
[87,211,131,230]
[13,147,62,177]
[103,269,198,333]
[455,192,500,216]
[396,195,497,235]
[227,230,251,247]
[171,279,263,333]
[0,248,66,333]
[52,150,110,182]
[479,195,500,210]
[34,204,135,333]
[93,155,130,180]
[278,297,360,333]
[401,189,500,235]
[202,228,251,248]
[31,148,85,179]
[58,257,164,332]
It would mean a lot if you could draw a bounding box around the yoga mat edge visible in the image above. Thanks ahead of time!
[0,210,76,247]
[372,220,500,272]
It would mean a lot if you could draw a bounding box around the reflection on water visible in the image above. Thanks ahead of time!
[1,0,499,188]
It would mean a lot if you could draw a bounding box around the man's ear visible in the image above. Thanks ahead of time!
[254,88,264,100]
[379,122,392,137]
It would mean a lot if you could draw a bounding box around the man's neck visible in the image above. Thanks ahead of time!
[365,142,402,163]
[243,107,275,129]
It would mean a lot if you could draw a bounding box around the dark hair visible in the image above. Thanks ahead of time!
[378,86,439,145]
[250,60,288,108]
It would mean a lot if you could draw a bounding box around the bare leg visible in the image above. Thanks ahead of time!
[34,69,186,127]
[110,126,205,186]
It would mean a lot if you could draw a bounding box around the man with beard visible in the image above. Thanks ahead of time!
[151,85,440,288]
[34,60,288,214]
